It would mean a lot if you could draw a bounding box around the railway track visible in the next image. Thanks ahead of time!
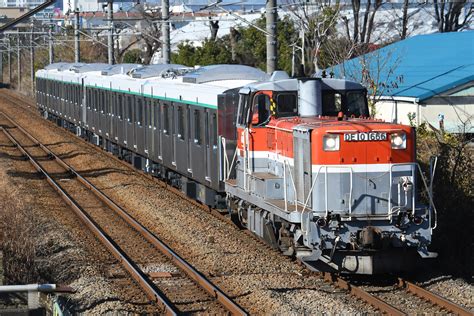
[321,273,472,315]
[1,90,472,315]
[0,110,247,315]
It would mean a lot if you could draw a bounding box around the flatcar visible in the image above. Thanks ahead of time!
[35,63,437,274]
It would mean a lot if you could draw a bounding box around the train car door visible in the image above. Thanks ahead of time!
[136,96,145,155]
[173,103,188,174]
[207,110,219,189]
[126,94,135,151]
[144,98,153,157]
[161,102,174,169]
[190,106,206,183]
[153,99,161,162]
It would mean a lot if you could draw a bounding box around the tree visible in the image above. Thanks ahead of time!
[122,49,142,64]
[233,15,296,74]
[433,0,473,32]
[172,39,232,66]
[172,41,197,66]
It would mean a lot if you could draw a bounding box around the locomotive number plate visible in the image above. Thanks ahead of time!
[344,132,387,142]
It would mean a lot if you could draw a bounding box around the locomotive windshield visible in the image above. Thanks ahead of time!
[322,90,369,117]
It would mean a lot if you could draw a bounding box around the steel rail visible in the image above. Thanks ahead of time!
[0,126,177,316]
[0,111,248,316]
[321,273,406,316]
[398,278,473,316]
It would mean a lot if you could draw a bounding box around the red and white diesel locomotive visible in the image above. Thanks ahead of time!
[36,63,436,274]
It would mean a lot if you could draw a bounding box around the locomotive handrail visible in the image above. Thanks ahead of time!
[416,163,438,230]
[283,159,298,213]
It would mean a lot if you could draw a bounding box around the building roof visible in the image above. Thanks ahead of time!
[329,31,474,102]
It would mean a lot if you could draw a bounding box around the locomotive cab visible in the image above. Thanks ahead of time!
[225,76,436,274]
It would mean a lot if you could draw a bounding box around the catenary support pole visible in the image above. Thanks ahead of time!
[48,23,53,64]
[8,35,11,83]
[0,51,3,83]
[107,0,114,65]
[17,29,21,91]
[30,24,35,93]
[265,0,277,74]
[74,8,80,63]
[162,0,170,64]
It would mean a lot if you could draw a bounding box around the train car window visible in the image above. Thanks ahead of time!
[205,112,210,145]
[117,94,122,118]
[177,106,184,139]
[194,109,201,145]
[212,113,218,147]
[163,104,170,135]
[137,98,143,125]
[251,94,271,126]
[276,93,297,117]
[127,96,133,122]
[154,100,160,130]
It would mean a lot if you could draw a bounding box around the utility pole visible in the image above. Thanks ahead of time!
[8,35,11,84]
[74,8,80,63]
[0,50,3,83]
[266,0,277,74]
[300,29,305,76]
[30,23,35,93]
[48,23,54,64]
[17,29,21,91]
[107,0,114,65]
[162,0,170,64]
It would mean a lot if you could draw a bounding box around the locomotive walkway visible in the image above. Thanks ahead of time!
[0,110,246,315]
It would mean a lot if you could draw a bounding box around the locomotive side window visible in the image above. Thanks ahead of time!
[237,93,250,126]
[276,93,297,117]
[251,94,270,127]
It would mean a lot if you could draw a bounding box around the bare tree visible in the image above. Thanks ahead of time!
[134,4,163,64]
[209,18,219,41]
[336,47,403,115]
[433,0,473,32]
[288,1,340,75]
[345,0,384,44]
[401,0,409,39]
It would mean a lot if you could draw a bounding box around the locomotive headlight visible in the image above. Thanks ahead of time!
[391,132,406,149]
[323,134,340,151]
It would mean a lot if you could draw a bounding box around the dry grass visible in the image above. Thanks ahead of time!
[0,187,38,284]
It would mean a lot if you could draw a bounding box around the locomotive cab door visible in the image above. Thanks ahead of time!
[248,92,272,173]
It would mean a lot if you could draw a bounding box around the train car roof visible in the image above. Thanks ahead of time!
[37,63,268,109]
